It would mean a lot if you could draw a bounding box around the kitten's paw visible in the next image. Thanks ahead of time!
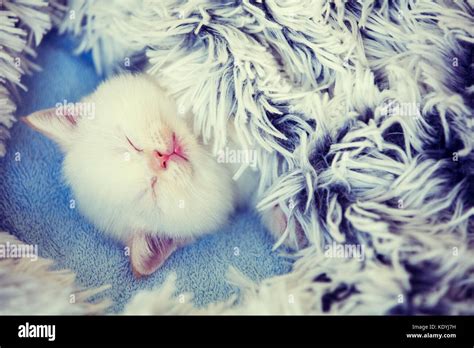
[128,232,191,278]
[261,206,307,250]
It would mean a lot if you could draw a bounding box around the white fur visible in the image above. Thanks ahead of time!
[31,74,237,242]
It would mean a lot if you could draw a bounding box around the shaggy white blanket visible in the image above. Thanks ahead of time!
[1,0,473,314]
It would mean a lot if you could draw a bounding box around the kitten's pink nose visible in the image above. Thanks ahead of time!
[151,133,188,171]
[153,150,171,169]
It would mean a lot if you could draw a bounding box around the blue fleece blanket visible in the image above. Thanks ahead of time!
[0,33,292,313]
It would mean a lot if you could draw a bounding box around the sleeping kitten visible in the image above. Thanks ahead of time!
[23,74,301,277]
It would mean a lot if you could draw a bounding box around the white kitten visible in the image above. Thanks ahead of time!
[23,74,300,277]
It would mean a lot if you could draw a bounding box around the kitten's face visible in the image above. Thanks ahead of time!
[24,74,234,276]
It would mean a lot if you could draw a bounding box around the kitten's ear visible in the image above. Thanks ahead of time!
[128,232,187,278]
[21,107,80,151]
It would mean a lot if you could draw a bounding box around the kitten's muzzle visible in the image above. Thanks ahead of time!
[150,132,188,170]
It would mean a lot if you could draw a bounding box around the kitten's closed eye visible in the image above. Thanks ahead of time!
[126,136,143,152]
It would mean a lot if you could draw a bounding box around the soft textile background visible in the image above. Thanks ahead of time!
[0,33,292,313]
